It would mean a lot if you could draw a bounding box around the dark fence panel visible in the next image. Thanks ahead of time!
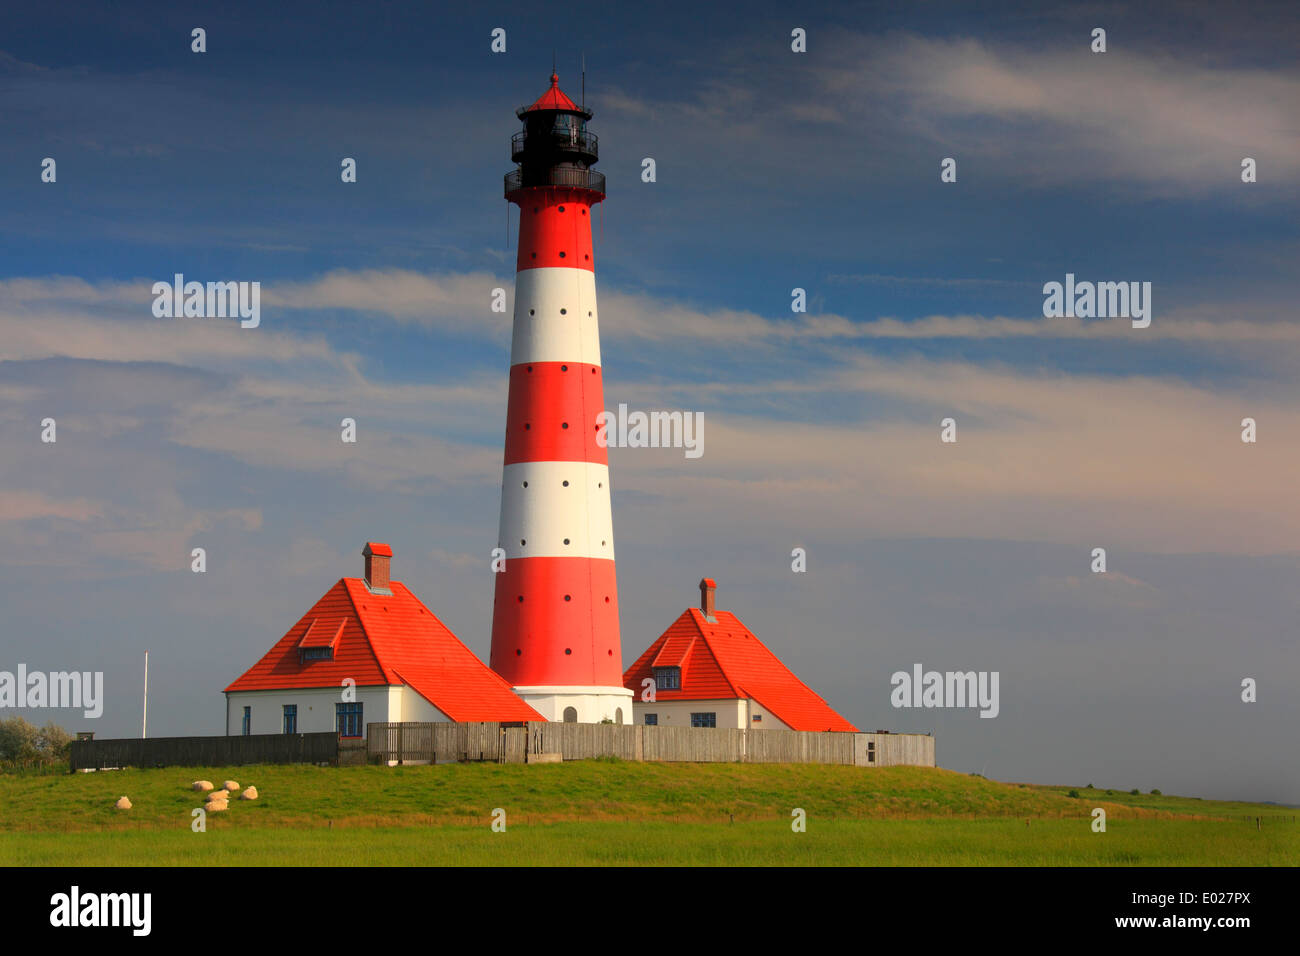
[68,732,338,771]
[364,722,935,768]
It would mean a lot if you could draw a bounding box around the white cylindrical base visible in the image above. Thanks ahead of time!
[512,685,635,724]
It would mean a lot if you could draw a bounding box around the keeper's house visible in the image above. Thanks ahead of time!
[224,543,542,737]
[623,578,858,732]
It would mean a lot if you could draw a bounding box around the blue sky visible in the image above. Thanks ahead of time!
[1,0,1297,802]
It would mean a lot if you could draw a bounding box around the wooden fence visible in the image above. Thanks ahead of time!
[68,732,338,771]
[366,721,935,768]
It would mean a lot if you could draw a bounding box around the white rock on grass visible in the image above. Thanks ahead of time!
[240,786,258,801]
[192,780,214,792]
[222,780,240,792]
[115,796,132,810]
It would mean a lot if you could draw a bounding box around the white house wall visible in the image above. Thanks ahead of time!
[225,685,451,735]
[743,698,792,731]
[398,686,450,722]
[632,698,780,730]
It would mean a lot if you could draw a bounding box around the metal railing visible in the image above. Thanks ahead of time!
[512,128,598,159]
[504,167,606,198]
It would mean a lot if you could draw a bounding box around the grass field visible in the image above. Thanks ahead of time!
[1,761,1294,866]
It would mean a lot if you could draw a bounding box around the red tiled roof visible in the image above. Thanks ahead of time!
[363,542,392,557]
[651,633,696,670]
[524,72,580,113]
[226,578,543,722]
[297,618,346,649]
[624,608,858,732]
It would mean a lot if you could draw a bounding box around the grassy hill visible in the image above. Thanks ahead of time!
[1,761,1294,866]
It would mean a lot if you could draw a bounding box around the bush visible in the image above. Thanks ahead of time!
[1129,788,1139,795]
[0,716,72,768]
[1086,783,1094,789]
[1067,789,1080,798]
[0,716,40,762]
[1150,788,1162,796]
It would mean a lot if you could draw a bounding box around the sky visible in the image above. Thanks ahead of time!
[1,0,1297,803]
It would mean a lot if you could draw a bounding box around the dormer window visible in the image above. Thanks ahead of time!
[301,646,333,662]
[653,666,680,690]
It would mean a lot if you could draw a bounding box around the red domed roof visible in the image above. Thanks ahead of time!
[523,72,581,113]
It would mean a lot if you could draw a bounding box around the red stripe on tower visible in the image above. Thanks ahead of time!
[490,72,631,724]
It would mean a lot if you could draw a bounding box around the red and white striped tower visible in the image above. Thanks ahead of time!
[489,72,632,724]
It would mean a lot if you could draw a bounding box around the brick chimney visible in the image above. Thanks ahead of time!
[363,542,393,592]
[699,577,717,621]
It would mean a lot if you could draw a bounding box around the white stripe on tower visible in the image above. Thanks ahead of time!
[510,268,601,366]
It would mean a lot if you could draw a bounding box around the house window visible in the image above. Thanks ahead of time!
[301,647,332,662]
[283,704,297,734]
[336,702,363,738]
[868,740,876,764]
[562,706,578,723]
[752,714,762,723]
[644,713,658,726]
[652,666,680,690]
[690,712,716,728]
[615,707,623,724]
[241,706,251,736]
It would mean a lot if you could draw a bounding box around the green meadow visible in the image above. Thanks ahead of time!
[1,761,1294,866]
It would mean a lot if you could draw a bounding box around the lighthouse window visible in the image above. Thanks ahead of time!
[564,594,571,601]
[562,422,569,429]
[564,648,572,655]
[529,309,535,315]
[562,480,569,486]
[563,538,570,545]
[558,205,565,212]
[560,309,567,315]
[522,481,528,487]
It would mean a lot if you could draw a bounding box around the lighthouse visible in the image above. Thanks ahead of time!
[489,72,633,724]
